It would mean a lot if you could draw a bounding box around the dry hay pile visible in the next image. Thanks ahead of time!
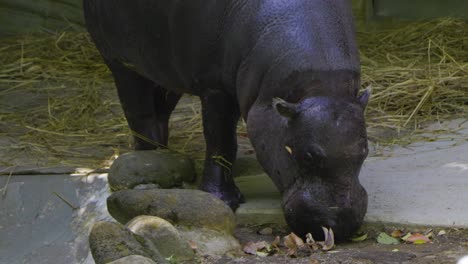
[0,18,466,168]
[359,19,467,134]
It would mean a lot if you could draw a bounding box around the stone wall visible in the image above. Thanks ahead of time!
[1,0,466,36]
[0,0,84,36]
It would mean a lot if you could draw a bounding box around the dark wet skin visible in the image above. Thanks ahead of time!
[83,0,369,240]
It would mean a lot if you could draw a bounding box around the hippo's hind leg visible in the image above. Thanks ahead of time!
[107,61,181,150]
[199,90,245,210]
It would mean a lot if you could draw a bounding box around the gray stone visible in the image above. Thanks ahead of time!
[178,227,241,256]
[107,189,235,234]
[108,255,157,264]
[108,150,196,191]
[127,216,195,261]
[88,221,166,264]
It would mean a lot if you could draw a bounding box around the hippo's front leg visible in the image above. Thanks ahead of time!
[199,90,245,210]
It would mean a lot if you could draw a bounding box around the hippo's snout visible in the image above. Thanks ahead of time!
[283,182,368,241]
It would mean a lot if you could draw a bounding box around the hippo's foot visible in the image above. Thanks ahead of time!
[200,181,245,211]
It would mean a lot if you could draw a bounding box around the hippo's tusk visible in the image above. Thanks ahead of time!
[285,146,293,154]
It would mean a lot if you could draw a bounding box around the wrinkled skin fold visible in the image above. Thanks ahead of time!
[83,0,369,240]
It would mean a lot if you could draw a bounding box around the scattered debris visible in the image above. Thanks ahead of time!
[243,241,275,257]
[271,236,281,249]
[244,228,336,258]
[188,240,197,251]
[391,230,404,238]
[402,233,432,244]
[1,169,14,198]
[52,191,79,210]
[258,227,273,235]
[378,230,433,245]
[351,232,368,242]
[284,233,305,257]
[437,230,447,236]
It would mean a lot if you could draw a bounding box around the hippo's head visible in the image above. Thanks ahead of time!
[247,89,371,241]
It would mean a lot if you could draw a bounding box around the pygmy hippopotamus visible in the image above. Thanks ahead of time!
[83,0,371,241]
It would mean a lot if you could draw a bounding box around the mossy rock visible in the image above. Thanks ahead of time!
[107,189,235,234]
[178,227,241,256]
[89,221,167,264]
[127,216,195,261]
[108,150,196,191]
[108,255,157,264]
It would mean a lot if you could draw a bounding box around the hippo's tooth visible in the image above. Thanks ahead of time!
[285,146,293,154]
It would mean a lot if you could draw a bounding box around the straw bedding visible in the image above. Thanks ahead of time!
[0,19,466,168]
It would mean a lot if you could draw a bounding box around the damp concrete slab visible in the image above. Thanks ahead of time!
[0,174,112,264]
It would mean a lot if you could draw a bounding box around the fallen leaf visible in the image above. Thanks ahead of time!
[351,233,368,242]
[256,251,269,257]
[425,232,434,239]
[403,233,432,244]
[286,248,296,257]
[306,233,316,244]
[401,232,412,241]
[243,241,269,255]
[305,233,319,251]
[392,249,399,252]
[424,228,433,235]
[271,236,281,249]
[188,240,197,250]
[437,230,447,236]
[377,232,400,245]
[284,232,304,248]
[391,230,404,238]
[309,259,320,264]
[284,233,306,257]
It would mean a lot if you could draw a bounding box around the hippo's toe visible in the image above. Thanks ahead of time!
[200,183,245,211]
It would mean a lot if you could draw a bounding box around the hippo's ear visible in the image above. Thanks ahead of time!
[358,86,372,110]
[273,98,299,119]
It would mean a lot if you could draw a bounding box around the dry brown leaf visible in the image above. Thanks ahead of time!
[271,236,281,249]
[305,233,315,244]
[284,232,305,248]
[309,258,320,264]
[391,230,404,238]
[403,233,432,244]
[305,233,320,251]
[188,240,197,250]
[243,241,269,255]
[284,233,304,257]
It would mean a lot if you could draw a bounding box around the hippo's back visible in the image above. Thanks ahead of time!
[83,0,231,93]
[83,0,360,99]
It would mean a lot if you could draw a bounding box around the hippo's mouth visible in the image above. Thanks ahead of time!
[282,180,368,241]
